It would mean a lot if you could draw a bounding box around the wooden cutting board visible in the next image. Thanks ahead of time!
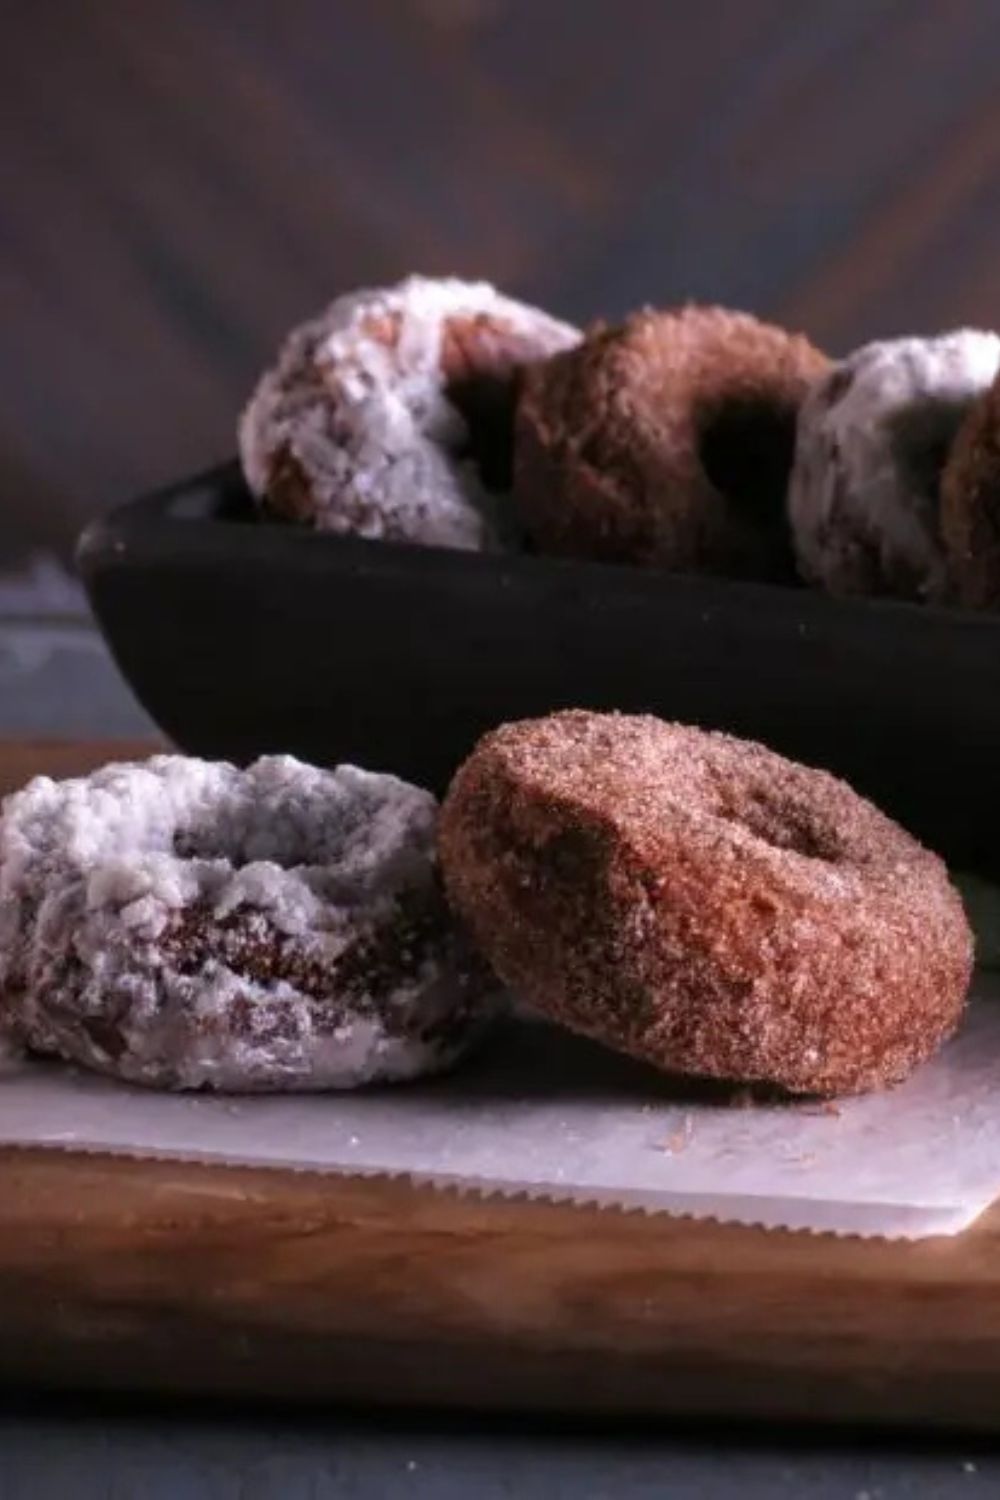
[1,741,999,1431]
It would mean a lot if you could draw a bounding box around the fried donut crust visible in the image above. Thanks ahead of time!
[514,305,828,579]
[438,712,972,1096]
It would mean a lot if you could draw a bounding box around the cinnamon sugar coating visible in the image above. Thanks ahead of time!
[438,712,972,1096]
[513,305,827,579]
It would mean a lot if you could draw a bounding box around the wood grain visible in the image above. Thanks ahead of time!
[0,741,159,797]
[6,2,1000,564]
[4,1148,1000,1430]
[2,741,1000,1429]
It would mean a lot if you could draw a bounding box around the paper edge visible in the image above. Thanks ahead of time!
[0,1136,986,1242]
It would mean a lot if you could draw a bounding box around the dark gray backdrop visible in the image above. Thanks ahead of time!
[4,0,1000,575]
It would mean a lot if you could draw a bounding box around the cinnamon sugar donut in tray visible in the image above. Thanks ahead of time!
[78,460,1000,875]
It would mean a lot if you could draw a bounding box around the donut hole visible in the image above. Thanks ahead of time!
[446,370,518,491]
[173,811,332,872]
[887,394,971,513]
[172,822,285,869]
[442,315,537,492]
[170,792,351,873]
[164,767,429,904]
[722,787,843,863]
[698,397,798,524]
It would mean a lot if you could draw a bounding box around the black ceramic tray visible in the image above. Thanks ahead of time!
[77,462,1000,872]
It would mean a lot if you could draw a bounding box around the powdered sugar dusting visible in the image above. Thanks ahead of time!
[790,330,1000,600]
[0,755,495,1091]
[238,275,579,549]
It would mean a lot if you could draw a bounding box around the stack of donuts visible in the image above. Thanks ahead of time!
[239,274,1000,610]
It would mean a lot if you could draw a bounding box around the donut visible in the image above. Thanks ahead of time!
[513,305,828,579]
[239,275,579,551]
[788,331,1000,601]
[438,711,972,1096]
[940,368,1000,608]
[0,755,495,1091]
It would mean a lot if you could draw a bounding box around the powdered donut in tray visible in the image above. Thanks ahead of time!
[0,755,495,1091]
[239,275,580,551]
[940,368,1000,609]
[513,305,828,579]
[789,330,1000,602]
[438,712,973,1097]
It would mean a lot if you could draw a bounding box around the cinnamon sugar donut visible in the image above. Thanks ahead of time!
[513,306,828,579]
[239,276,579,550]
[438,712,972,1096]
[941,368,1000,609]
[0,755,494,1091]
[789,331,1000,601]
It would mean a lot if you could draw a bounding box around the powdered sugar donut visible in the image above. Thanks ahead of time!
[788,331,1000,601]
[0,755,494,1091]
[940,369,1000,609]
[239,276,580,550]
[439,712,972,1096]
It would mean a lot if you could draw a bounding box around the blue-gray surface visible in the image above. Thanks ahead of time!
[0,619,153,738]
[2,618,998,1498]
[1,1404,999,1500]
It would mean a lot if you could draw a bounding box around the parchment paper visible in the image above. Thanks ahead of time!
[3,974,1000,1240]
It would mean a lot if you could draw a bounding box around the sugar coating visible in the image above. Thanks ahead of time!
[239,275,579,550]
[939,370,1000,610]
[515,304,828,579]
[789,331,1000,600]
[0,755,494,1091]
[439,711,973,1097]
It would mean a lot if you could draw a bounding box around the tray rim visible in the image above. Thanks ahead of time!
[75,459,1000,641]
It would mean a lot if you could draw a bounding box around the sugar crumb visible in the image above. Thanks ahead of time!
[659,1115,694,1155]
